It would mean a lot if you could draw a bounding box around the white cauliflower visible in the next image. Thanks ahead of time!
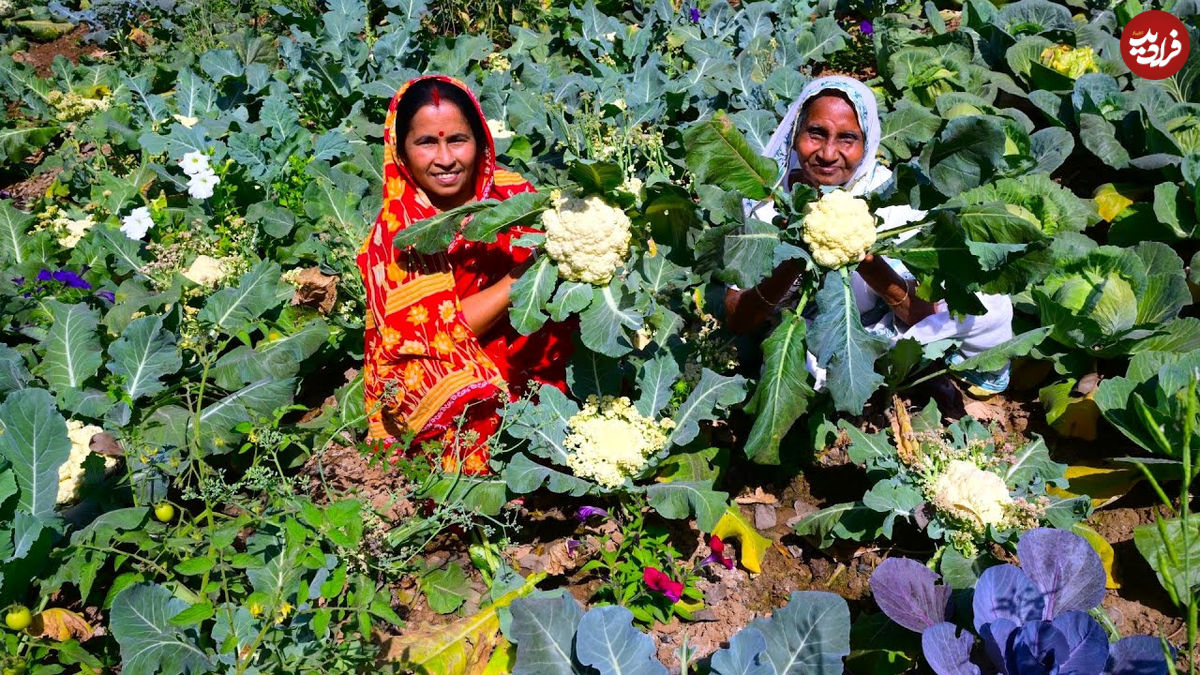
[541,195,632,285]
[56,214,96,249]
[487,118,514,140]
[58,419,114,504]
[801,189,876,269]
[182,254,230,286]
[564,395,674,489]
[929,459,1013,529]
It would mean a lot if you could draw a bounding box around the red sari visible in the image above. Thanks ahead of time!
[356,75,571,473]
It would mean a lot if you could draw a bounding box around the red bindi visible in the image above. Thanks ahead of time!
[438,131,445,137]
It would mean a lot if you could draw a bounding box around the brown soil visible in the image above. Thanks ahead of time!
[11,25,107,78]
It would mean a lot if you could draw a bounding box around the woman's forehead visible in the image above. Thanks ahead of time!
[801,95,863,132]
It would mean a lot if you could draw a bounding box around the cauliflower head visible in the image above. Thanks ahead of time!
[1038,45,1100,79]
[541,195,632,285]
[182,255,231,286]
[801,190,876,269]
[929,459,1012,529]
[58,419,113,504]
[564,395,674,489]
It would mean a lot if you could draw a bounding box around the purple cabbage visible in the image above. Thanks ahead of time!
[870,528,1168,675]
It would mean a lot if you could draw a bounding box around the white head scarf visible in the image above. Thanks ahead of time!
[762,76,883,195]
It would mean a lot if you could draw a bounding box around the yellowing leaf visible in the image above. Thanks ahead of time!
[1072,523,1120,589]
[480,638,515,675]
[1039,380,1100,441]
[1092,183,1137,222]
[711,506,772,574]
[28,608,94,641]
[379,572,545,673]
[1047,463,1142,509]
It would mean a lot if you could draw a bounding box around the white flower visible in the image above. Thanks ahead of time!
[181,254,229,286]
[541,195,632,285]
[801,190,877,269]
[187,169,220,200]
[174,114,200,128]
[179,151,211,176]
[930,459,1013,529]
[120,207,154,240]
[564,396,674,489]
[56,215,96,249]
[487,118,514,140]
[58,419,112,504]
[602,32,616,42]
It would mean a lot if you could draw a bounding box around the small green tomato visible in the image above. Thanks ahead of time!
[154,503,175,523]
[4,606,31,631]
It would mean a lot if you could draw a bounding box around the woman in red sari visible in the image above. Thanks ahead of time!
[357,75,571,474]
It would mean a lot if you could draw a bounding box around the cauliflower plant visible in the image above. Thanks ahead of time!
[1039,45,1100,79]
[929,459,1013,530]
[542,195,632,285]
[801,190,876,269]
[564,395,674,489]
[55,214,96,249]
[182,254,231,286]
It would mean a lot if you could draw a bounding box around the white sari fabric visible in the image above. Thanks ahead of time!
[747,76,1014,394]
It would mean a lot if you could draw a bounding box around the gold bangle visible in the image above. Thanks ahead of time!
[884,280,911,307]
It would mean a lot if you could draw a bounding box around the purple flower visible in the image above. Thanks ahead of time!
[576,506,609,521]
[700,535,735,570]
[566,539,582,557]
[52,270,91,290]
[96,290,116,303]
[687,7,700,22]
[859,20,874,35]
[36,269,54,282]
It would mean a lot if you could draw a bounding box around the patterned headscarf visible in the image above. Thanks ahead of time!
[761,76,883,193]
[356,75,537,442]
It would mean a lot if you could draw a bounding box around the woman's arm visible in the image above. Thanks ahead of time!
[460,256,535,337]
[724,259,804,334]
[856,254,935,325]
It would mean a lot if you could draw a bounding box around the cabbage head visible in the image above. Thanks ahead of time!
[1038,45,1101,79]
[1048,269,1138,335]
[1167,110,1200,155]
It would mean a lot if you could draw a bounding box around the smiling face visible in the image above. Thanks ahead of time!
[400,102,479,211]
[792,94,866,188]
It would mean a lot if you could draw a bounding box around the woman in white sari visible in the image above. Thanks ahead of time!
[724,76,1013,395]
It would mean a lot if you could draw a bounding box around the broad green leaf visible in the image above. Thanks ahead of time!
[0,125,61,165]
[508,594,584,674]
[795,502,885,548]
[0,201,32,267]
[1029,127,1075,175]
[1002,435,1064,485]
[546,281,592,322]
[0,345,31,394]
[644,479,728,532]
[579,284,643,358]
[504,453,593,496]
[862,481,923,538]
[794,17,849,64]
[810,271,888,413]
[94,226,147,275]
[920,116,1006,197]
[463,191,550,243]
[879,100,941,161]
[195,378,296,455]
[413,474,508,517]
[724,219,780,289]
[1079,113,1130,169]
[420,564,470,614]
[575,606,666,674]
[393,200,498,254]
[567,350,625,400]
[635,351,680,418]
[744,312,814,463]
[508,255,556,336]
[505,385,578,465]
[245,531,302,602]
[950,326,1051,374]
[1134,517,1200,605]
[198,260,291,335]
[752,591,851,675]
[110,583,213,675]
[683,111,779,200]
[106,315,182,401]
[669,369,747,447]
[39,301,103,394]
[568,161,624,194]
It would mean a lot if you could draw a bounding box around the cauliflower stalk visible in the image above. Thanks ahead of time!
[1038,45,1100,79]
[929,459,1013,530]
[801,190,877,269]
[564,395,674,489]
[541,195,632,285]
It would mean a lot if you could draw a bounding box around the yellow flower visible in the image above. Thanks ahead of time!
[432,332,455,355]
[407,306,430,325]
[248,601,265,618]
[275,601,294,625]
[438,300,456,322]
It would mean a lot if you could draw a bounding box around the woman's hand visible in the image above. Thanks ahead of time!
[460,253,537,337]
[856,254,935,326]
[724,259,804,334]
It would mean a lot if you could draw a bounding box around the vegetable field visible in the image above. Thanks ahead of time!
[0,0,1198,671]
